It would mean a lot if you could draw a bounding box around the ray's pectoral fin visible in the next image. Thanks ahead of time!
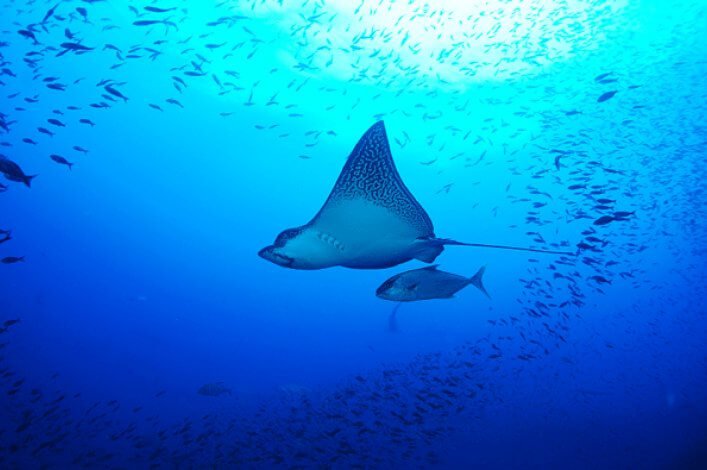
[262,121,442,270]
[310,121,436,240]
[412,241,444,263]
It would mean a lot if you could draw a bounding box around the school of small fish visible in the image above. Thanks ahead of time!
[0,0,705,467]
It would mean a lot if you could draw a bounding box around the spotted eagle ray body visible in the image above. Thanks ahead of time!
[259,121,570,270]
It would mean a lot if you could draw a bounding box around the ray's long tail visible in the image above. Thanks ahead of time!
[434,238,576,256]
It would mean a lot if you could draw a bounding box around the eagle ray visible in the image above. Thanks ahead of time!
[258,121,572,270]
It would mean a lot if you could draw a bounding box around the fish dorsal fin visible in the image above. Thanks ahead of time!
[311,121,435,237]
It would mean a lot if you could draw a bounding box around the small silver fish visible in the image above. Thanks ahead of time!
[376,265,489,302]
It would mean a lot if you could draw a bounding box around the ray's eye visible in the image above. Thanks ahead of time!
[274,228,300,245]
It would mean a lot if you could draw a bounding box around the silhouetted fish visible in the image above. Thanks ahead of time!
[50,154,74,170]
[0,155,35,187]
[197,382,231,397]
[597,90,618,102]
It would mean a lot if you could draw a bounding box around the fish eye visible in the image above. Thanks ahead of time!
[378,279,395,292]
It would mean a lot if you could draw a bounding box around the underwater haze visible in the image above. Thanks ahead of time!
[1,0,706,468]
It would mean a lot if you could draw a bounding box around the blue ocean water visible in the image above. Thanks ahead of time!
[1,0,706,468]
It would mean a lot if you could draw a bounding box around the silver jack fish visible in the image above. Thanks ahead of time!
[376,265,489,302]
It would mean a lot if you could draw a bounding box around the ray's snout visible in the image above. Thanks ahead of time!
[258,245,277,264]
[257,245,272,260]
[258,245,294,267]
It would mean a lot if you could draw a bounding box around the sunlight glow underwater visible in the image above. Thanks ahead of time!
[241,0,628,86]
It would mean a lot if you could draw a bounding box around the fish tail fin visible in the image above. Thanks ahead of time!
[24,175,37,187]
[468,266,490,298]
[68,163,73,171]
[434,238,574,256]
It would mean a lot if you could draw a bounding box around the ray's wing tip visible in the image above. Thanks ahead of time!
[370,120,386,132]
